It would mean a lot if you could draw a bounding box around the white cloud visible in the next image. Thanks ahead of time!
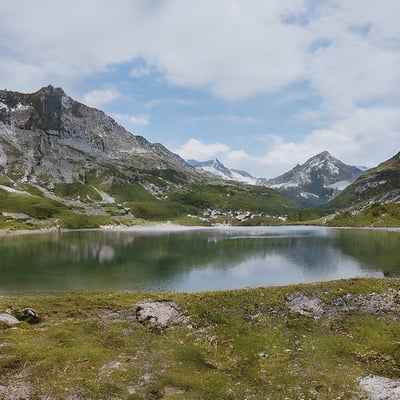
[82,88,120,108]
[306,0,400,113]
[1,0,399,108]
[112,113,150,128]
[0,0,309,100]
[173,138,231,161]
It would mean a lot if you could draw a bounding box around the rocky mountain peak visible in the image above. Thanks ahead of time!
[0,85,193,187]
[313,150,330,158]
[257,152,363,207]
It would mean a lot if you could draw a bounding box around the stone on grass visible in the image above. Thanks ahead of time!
[359,375,400,400]
[135,300,187,327]
[17,308,41,324]
[0,313,20,326]
[286,292,325,318]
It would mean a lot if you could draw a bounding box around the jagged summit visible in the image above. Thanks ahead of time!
[257,151,363,207]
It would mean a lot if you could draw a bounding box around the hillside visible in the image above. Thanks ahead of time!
[257,151,363,207]
[0,86,297,229]
[326,151,400,210]
[322,151,400,227]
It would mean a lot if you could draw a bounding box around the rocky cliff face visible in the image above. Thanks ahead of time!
[257,151,363,207]
[327,151,400,209]
[0,85,193,187]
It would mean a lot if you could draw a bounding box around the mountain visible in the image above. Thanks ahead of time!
[187,159,257,185]
[0,86,296,227]
[257,151,363,207]
[326,151,400,210]
[0,85,191,182]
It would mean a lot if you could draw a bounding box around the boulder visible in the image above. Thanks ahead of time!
[135,300,187,327]
[0,313,20,326]
[286,292,325,318]
[14,307,41,324]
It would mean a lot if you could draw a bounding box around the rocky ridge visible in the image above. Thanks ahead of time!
[327,151,400,210]
[0,85,193,186]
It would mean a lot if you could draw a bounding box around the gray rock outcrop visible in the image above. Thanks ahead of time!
[135,300,188,327]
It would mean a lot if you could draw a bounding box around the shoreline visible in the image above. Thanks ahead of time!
[0,222,400,237]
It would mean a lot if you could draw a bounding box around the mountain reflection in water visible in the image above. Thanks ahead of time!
[0,226,397,293]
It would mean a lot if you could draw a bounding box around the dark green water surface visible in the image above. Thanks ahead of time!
[0,226,399,293]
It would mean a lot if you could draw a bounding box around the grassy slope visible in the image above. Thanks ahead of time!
[1,278,400,399]
[328,203,400,227]
[0,177,299,229]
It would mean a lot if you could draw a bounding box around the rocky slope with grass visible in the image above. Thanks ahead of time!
[1,278,400,399]
[0,86,297,229]
[0,85,189,179]
[327,151,400,210]
[324,151,400,227]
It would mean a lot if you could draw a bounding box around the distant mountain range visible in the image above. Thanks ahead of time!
[189,152,365,207]
[0,85,398,228]
[187,159,257,185]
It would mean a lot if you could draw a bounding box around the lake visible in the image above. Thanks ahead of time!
[0,226,399,293]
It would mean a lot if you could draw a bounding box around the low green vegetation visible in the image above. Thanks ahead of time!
[168,183,297,215]
[108,182,154,204]
[0,189,67,220]
[1,278,400,399]
[102,181,298,222]
[54,182,102,202]
[58,212,112,229]
[330,203,400,227]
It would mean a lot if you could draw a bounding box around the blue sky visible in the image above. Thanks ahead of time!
[1,0,399,178]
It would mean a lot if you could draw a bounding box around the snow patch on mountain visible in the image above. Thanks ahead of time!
[326,180,353,191]
[187,159,257,185]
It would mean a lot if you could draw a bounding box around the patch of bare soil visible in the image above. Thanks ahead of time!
[286,289,400,318]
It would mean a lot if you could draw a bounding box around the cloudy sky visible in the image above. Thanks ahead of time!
[1,0,399,178]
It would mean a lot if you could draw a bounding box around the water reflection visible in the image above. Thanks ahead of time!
[0,226,398,293]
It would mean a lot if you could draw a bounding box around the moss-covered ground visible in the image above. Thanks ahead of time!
[1,278,400,399]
